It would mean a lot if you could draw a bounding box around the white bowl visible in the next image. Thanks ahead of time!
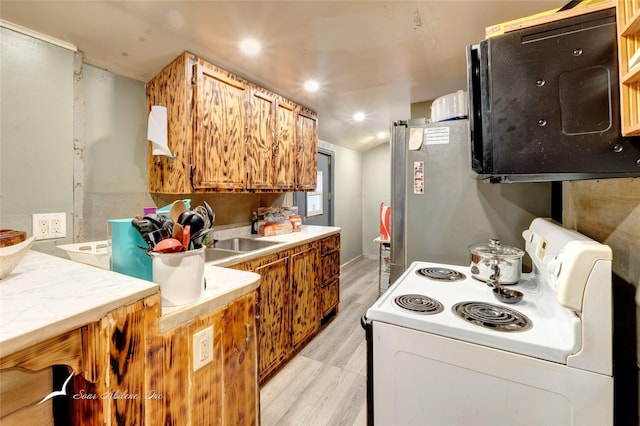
[0,236,36,279]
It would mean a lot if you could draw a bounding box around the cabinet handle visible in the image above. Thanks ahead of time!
[245,323,251,347]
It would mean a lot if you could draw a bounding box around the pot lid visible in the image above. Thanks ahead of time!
[468,238,524,257]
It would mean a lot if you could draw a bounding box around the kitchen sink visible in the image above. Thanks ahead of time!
[204,248,242,262]
[214,237,280,252]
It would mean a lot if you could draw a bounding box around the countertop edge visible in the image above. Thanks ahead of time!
[0,226,340,359]
[209,226,341,267]
[0,281,159,360]
[159,269,261,332]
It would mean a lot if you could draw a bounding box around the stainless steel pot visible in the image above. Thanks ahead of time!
[468,239,524,285]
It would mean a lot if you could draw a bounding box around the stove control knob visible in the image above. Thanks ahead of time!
[547,257,562,277]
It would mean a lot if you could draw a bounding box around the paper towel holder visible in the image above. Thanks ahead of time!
[147,105,175,161]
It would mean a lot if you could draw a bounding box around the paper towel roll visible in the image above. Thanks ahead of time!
[147,105,173,157]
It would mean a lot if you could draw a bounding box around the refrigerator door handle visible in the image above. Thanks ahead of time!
[389,122,407,283]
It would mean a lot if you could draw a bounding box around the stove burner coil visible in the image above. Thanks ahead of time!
[452,301,531,332]
[394,294,444,314]
[416,267,466,282]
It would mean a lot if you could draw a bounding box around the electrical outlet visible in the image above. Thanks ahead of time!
[39,218,49,236]
[193,326,213,371]
[51,217,63,234]
[32,213,67,240]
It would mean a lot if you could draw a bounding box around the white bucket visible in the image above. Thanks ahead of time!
[151,247,205,307]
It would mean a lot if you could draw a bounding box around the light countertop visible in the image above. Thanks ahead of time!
[207,225,341,267]
[0,225,341,358]
[0,250,158,359]
[159,265,260,332]
[160,225,340,330]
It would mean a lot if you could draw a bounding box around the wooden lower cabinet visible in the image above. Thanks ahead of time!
[55,292,258,426]
[151,292,258,425]
[232,235,339,385]
[221,293,259,425]
[233,252,290,384]
[320,234,341,320]
[290,243,319,349]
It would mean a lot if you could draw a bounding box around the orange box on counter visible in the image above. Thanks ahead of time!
[289,215,302,232]
[379,203,391,242]
[259,220,293,236]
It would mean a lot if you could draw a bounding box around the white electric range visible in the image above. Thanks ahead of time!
[364,218,613,426]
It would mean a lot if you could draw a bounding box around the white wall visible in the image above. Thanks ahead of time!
[1,26,368,265]
[0,27,75,255]
[0,28,154,252]
[1,27,369,265]
[319,140,362,265]
[362,142,391,256]
[82,64,154,241]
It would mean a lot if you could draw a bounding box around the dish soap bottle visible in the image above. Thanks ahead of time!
[251,212,259,234]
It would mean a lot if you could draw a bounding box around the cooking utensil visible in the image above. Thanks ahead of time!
[182,225,191,251]
[468,239,524,284]
[194,206,211,229]
[190,227,214,249]
[131,218,158,247]
[492,286,524,304]
[203,201,215,225]
[162,220,174,233]
[147,227,172,248]
[143,214,165,230]
[178,210,205,235]
[152,238,183,253]
[169,200,187,223]
[172,223,183,241]
[486,259,524,304]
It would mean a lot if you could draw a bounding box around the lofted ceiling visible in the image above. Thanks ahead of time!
[0,0,565,151]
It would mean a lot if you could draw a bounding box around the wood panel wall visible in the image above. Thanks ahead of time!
[563,177,640,286]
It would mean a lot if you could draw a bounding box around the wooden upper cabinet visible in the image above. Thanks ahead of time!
[247,90,276,190]
[295,109,318,191]
[617,0,640,136]
[274,99,296,190]
[146,53,192,193]
[192,62,247,190]
[146,51,317,193]
[246,92,298,191]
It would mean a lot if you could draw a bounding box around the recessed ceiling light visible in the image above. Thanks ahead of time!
[353,112,365,122]
[239,38,261,56]
[377,132,387,139]
[304,80,319,92]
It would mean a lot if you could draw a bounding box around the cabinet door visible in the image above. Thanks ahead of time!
[274,100,296,190]
[295,109,318,191]
[247,90,276,190]
[146,52,192,193]
[248,257,291,382]
[192,63,247,190]
[290,244,319,348]
[222,292,258,426]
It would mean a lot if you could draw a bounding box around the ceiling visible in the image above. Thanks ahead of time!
[0,0,565,152]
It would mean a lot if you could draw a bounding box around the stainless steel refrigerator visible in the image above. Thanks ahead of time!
[389,118,552,285]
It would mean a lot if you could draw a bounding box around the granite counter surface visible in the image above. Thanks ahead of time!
[0,250,158,359]
[0,225,340,357]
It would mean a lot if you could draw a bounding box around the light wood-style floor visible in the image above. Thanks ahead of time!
[260,255,379,426]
